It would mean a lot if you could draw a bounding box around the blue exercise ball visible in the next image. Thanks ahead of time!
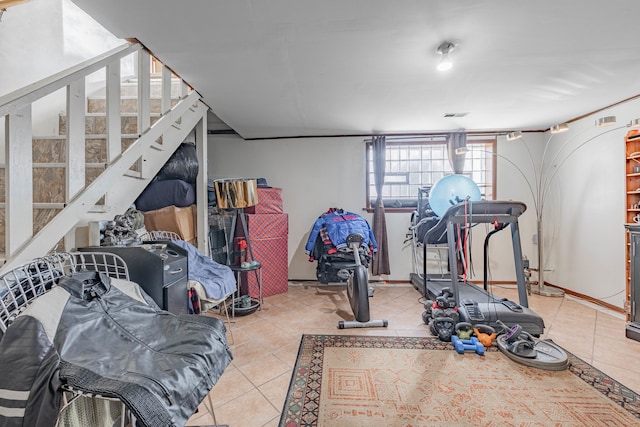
[429,174,481,217]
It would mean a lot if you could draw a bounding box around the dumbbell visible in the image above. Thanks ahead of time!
[423,300,434,314]
[430,317,456,342]
[473,324,497,347]
[455,322,474,340]
[451,335,485,355]
[440,287,454,299]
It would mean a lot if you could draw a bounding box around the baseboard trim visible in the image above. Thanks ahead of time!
[544,282,625,314]
[289,278,625,314]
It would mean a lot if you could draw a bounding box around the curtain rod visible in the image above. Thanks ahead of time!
[241,129,546,141]
[363,132,504,143]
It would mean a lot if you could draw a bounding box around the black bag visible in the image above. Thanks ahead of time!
[155,143,199,185]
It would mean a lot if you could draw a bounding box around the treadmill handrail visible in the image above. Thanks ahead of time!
[422,199,530,310]
[424,200,526,241]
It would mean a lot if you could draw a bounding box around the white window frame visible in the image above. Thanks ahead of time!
[366,137,496,210]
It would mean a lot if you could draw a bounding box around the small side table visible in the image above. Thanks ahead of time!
[229,262,263,318]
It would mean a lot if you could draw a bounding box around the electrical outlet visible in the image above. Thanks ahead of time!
[532,233,538,245]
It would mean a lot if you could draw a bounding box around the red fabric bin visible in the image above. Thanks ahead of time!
[240,213,288,298]
[245,188,283,214]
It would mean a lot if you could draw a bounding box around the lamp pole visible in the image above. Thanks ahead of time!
[460,120,634,296]
[467,144,557,295]
[520,117,635,296]
[530,128,585,297]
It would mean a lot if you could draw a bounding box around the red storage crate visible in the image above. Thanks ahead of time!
[240,213,288,298]
[245,187,283,214]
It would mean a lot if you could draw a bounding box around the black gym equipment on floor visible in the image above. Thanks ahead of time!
[337,234,388,329]
[410,200,545,336]
[308,225,388,329]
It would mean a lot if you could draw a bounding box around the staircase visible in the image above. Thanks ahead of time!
[0,42,209,271]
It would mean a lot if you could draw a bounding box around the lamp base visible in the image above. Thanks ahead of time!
[530,283,565,297]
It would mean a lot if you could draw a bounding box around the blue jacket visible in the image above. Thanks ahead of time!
[305,209,378,254]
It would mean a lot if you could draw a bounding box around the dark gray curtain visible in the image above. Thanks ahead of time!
[447,131,467,174]
[372,135,390,275]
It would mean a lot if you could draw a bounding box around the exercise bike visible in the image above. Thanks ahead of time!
[337,233,388,329]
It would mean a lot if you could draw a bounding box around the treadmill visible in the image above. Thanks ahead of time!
[412,200,545,336]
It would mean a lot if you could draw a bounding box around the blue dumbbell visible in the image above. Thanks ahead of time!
[451,335,485,355]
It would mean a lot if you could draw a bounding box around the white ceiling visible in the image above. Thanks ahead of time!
[71,0,640,140]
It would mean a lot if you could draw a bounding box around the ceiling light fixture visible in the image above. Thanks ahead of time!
[596,116,617,127]
[550,123,569,134]
[436,41,456,72]
[506,131,523,141]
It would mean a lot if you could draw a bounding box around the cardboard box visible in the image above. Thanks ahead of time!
[245,187,283,214]
[143,204,197,244]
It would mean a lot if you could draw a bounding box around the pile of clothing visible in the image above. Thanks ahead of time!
[304,208,377,284]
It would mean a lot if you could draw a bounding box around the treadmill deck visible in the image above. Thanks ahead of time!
[411,273,545,336]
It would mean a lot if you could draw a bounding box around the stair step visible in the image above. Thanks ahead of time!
[31,136,138,163]
[87,205,109,214]
[0,203,66,209]
[87,96,179,114]
[0,163,108,168]
[123,169,144,179]
[150,142,164,151]
[93,78,184,98]
[0,164,112,205]
[59,113,161,135]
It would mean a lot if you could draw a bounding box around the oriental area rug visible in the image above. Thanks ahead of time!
[279,334,640,427]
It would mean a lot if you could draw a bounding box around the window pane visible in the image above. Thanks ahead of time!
[367,138,495,207]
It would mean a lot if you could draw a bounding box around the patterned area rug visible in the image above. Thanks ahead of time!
[279,335,640,427]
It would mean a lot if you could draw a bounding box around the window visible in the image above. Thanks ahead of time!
[366,137,496,210]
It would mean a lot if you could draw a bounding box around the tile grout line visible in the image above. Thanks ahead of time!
[238,350,290,412]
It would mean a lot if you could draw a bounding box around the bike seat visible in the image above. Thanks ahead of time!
[346,233,365,248]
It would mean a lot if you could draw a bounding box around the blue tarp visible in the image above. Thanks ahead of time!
[171,240,236,299]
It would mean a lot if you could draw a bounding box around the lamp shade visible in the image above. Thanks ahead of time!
[506,131,522,141]
[596,116,616,127]
[214,178,258,208]
[550,123,569,134]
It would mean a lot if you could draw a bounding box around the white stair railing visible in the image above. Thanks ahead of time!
[0,42,209,270]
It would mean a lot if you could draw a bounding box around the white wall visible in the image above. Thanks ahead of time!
[208,134,538,283]
[0,0,122,143]
[209,108,634,310]
[0,0,121,97]
[208,134,416,281]
[540,100,639,308]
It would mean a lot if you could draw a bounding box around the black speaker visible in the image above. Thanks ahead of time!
[78,242,189,315]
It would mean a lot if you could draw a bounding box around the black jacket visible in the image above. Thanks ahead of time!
[0,271,232,427]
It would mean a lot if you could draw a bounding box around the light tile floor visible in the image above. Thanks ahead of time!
[186,281,640,427]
